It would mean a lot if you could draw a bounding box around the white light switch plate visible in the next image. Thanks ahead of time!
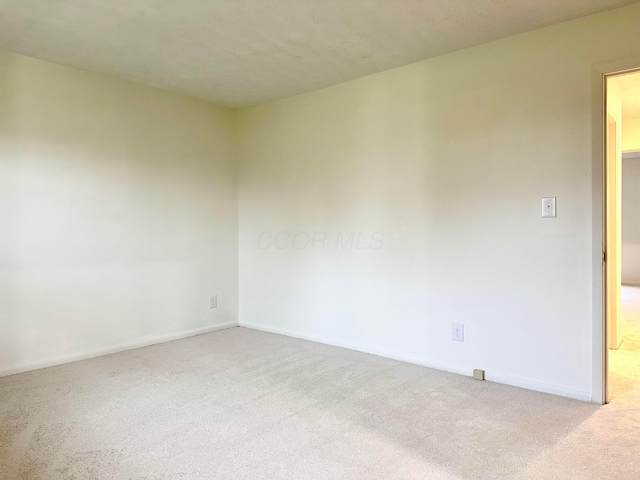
[542,197,556,218]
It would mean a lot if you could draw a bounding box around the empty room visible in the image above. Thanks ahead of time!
[2,1,640,479]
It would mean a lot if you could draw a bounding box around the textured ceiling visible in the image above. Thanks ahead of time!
[0,1,638,107]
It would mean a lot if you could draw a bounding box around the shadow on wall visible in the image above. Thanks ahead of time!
[0,51,238,374]
[237,48,591,396]
[0,53,22,370]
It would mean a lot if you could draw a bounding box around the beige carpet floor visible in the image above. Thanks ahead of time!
[1,326,640,480]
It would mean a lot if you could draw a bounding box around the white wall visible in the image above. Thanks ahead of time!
[0,51,238,375]
[622,156,640,284]
[237,4,640,401]
[623,117,640,152]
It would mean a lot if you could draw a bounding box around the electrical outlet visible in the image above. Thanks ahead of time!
[209,295,217,309]
[541,197,556,218]
[452,323,464,342]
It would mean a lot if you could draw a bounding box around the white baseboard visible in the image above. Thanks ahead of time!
[240,321,592,402]
[240,321,471,377]
[484,371,591,402]
[0,321,238,378]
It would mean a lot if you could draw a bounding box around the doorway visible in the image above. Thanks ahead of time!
[604,70,640,403]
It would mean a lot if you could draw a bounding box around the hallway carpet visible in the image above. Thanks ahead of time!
[609,285,640,401]
[1,327,639,479]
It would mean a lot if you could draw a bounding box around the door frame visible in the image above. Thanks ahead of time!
[592,59,640,405]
